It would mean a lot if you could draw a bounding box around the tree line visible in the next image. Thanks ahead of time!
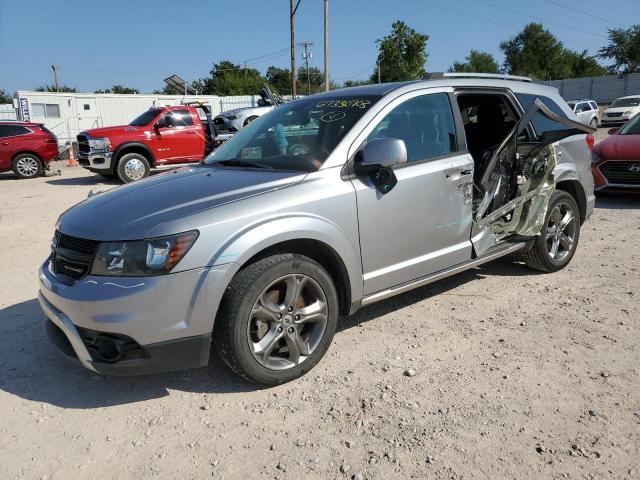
[0,22,637,101]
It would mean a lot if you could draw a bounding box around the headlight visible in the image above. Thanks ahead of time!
[623,110,633,115]
[88,137,111,150]
[91,230,198,276]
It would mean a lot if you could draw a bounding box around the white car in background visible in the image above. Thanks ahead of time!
[567,99,599,128]
[601,95,640,126]
[213,85,281,136]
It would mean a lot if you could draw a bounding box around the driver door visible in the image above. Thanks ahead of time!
[351,90,474,296]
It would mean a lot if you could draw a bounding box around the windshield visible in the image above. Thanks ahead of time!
[204,95,381,171]
[619,114,640,135]
[130,108,163,126]
[610,97,640,108]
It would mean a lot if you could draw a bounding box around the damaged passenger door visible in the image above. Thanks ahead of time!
[471,97,595,256]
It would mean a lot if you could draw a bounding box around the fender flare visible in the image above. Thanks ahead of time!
[111,142,156,169]
[209,213,364,305]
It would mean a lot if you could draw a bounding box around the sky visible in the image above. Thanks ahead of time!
[0,0,637,94]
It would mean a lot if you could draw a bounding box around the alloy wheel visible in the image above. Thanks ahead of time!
[16,156,39,177]
[546,201,576,262]
[247,274,328,371]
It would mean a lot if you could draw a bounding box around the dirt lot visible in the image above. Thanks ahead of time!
[1,138,639,479]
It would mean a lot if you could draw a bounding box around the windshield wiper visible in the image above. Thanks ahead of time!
[215,159,273,169]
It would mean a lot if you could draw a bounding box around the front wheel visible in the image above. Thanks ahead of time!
[12,154,43,179]
[214,253,338,385]
[590,117,599,128]
[522,190,581,272]
[116,153,150,183]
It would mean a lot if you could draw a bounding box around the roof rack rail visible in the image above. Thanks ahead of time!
[423,72,533,83]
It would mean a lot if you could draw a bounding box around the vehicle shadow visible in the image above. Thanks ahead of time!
[595,194,640,210]
[45,176,120,187]
[0,256,532,409]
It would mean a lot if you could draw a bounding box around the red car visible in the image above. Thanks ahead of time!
[591,114,640,193]
[0,121,59,179]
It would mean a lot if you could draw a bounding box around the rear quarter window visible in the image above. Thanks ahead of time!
[516,93,570,135]
[0,125,31,138]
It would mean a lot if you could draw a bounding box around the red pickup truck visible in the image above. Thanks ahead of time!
[77,103,217,182]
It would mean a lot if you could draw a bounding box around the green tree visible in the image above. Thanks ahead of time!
[36,84,78,92]
[0,88,11,103]
[370,21,429,83]
[95,84,140,94]
[342,79,373,88]
[265,66,292,95]
[449,50,499,73]
[500,23,604,80]
[598,25,640,74]
[195,60,266,96]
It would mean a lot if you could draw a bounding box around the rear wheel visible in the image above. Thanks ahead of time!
[522,190,581,272]
[116,152,150,183]
[214,253,338,385]
[12,153,43,179]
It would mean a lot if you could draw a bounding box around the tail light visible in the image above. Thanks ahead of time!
[585,133,595,152]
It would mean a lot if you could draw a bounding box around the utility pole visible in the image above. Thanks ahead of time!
[377,56,383,84]
[299,41,313,95]
[323,0,329,91]
[290,0,301,97]
[51,65,60,92]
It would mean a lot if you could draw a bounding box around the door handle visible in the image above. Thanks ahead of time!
[460,169,472,176]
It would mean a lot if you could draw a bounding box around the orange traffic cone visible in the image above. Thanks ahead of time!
[68,145,77,167]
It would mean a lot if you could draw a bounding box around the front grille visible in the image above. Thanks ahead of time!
[606,112,623,118]
[600,161,640,185]
[52,231,99,281]
[213,117,225,125]
[77,134,90,153]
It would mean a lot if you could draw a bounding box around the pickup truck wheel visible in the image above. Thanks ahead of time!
[117,153,150,183]
[522,190,581,273]
[214,253,338,385]
[12,154,43,179]
[590,118,598,128]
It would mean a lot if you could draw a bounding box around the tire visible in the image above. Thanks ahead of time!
[243,116,258,127]
[590,117,598,128]
[214,253,339,385]
[116,152,150,183]
[522,190,581,273]
[12,153,43,179]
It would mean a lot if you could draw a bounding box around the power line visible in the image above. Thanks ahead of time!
[540,0,626,28]
[408,0,602,49]
[473,0,608,39]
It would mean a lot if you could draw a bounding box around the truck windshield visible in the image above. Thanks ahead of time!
[204,95,381,172]
[130,108,163,126]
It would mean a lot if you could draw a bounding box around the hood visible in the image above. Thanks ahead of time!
[81,125,142,137]
[605,106,640,114]
[594,134,640,160]
[57,166,306,241]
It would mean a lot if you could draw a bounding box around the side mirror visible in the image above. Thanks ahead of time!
[607,127,618,135]
[355,138,407,194]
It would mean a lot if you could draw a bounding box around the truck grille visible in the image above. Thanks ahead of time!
[77,134,90,153]
[606,112,623,118]
[600,161,640,185]
[52,231,99,282]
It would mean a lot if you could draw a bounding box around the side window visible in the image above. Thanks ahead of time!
[590,102,598,110]
[170,109,193,126]
[516,93,570,135]
[367,93,457,162]
[0,125,29,138]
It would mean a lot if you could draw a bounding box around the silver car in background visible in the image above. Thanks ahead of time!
[39,73,595,385]
[601,95,640,126]
[567,99,599,128]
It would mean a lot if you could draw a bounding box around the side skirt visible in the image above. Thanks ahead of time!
[360,242,526,307]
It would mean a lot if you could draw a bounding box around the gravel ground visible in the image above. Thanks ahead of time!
[1,131,639,480]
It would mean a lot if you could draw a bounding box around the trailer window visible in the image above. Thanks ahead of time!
[31,103,60,118]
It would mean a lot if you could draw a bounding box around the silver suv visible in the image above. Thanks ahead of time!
[567,99,599,128]
[39,73,595,384]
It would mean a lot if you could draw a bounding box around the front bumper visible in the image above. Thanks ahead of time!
[213,116,242,135]
[592,160,640,192]
[38,259,236,375]
[77,150,113,171]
